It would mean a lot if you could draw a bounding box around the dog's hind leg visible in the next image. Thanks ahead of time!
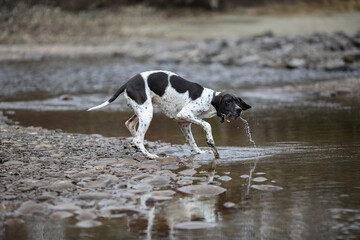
[125,114,138,137]
[178,122,203,154]
[126,99,158,159]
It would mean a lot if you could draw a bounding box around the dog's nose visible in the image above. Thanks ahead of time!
[236,107,242,115]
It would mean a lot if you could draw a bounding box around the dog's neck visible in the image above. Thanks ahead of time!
[211,91,225,123]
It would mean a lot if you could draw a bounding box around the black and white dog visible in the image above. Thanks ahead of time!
[88,70,251,159]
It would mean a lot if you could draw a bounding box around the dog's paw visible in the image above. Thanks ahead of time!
[146,153,159,159]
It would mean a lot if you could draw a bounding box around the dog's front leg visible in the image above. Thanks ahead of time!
[178,122,204,154]
[177,111,220,159]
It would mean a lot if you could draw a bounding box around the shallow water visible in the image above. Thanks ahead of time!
[1,58,360,239]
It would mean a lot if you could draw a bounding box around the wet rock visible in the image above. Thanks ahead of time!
[3,160,23,166]
[218,176,232,182]
[145,176,170,187]
[78,192,112,200]
[177,179,193,186]
[175,221,217,230]
[286,58,306,69]
[100,206,142,218]
[48,180,73,190]
[251,185,283,191]
[178,185,226,196]
[49,202,81,212]
[17,200,46,215]
[179,169,197,176]
[36,192,57,202]
[4,218,25,225]
[50,211,73,220]
[59,94,73,101]
[34,144,54,151]
[252,177,267,183]
[76,209,97,221]
[336,88,352,97]
[240,174,249,179]
[223,202,236,208]
[147,190,176,201]
[76,220,102,228]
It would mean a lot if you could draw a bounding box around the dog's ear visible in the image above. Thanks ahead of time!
[238,97,251,111]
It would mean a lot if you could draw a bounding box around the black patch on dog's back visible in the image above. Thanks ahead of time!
[148,72,169,97]
[170,75,204,100]
[126,74,147,104]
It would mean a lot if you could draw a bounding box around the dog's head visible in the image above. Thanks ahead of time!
[211,93,251,123]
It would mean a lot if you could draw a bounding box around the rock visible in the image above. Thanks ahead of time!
[145,176,170,187]
[148,190,176,201]
[49,203,81,212]
[336,88,352,97]
[76,209,97,221]
[175,221,217,230]
[17,200,46,215]
[36,193,57,202]
[324,59,347,71]
[59,94,73,101]
[179,169,197,176]
[286,58,306,69]
[50,211,73,220]
[3,160,23,166]
[49,180,73,190]
[34,144,54,151]
[252,177,267,182]
[178,185,226,196]
[177,179,193,186]
[78,192,112,200]
[76,220,102,228]
[218,176,232,182]
[223,202,236,208]
[251,185,283,191]
[240,174,249,179]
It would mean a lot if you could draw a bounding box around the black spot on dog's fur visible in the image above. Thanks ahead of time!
[170,75,204,100]
[126,74,147,104]
[148,72,169,97]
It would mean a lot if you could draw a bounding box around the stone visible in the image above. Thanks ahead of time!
[178,185,226,196]
[179,169,197,176]
[175,221,217,230]
[50,211,73,220]
[17,201,46,215]
[76,220,102,228]
[251,185,283,191]
[218,176,232,182]
[78,192,112,200]
[49,203,81,212]
[223,202,236,208]
[145,176,170,187]
[252,177,267,182]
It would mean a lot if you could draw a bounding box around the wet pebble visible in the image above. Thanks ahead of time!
[76,220,102,228]
[218,176,232,182]
[76,209,97,221]
[175,221,217,230]
[179,169,197,176]
[48,180,73,190]
[50,211,73,220]
[78,192,112,200]
[177,179,193,186]
[178,185,226,196]
[252,177,267,182]
[223,202,236,208]
[146,176,170,187]
[49,202,81,212]
[251,185,283,191]
[34,144,54,151]
[240,174,249,179]
[17,200,46,215]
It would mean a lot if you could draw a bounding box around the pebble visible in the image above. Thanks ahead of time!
[76,209,97,221]
[223,202,236,208]
[50,211,73,220]
[251,185,283,191]
[252,177,267,182]
[49,180,73,190]
[240,174,249,179]
[145,176,170,187]
[179,169,197,176]
[178,185,226,196]
[78,192,112,200]
[218,176,232,182]
[76,220,102,228]
[17,200,46,215]
[49,202,81,212]
[175,221,217,230]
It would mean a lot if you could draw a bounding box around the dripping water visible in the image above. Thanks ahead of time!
[240,116,260,195]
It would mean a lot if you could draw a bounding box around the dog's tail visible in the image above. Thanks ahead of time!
[87,83,127,111]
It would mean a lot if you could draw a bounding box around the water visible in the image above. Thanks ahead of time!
[240,116,260,196]
[1,58,360,239]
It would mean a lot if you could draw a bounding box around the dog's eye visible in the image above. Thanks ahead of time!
[225,100,232,105]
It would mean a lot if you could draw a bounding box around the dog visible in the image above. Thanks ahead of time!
[88,70,251,159]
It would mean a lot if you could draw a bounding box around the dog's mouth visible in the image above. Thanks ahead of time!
[226,112,241,121]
